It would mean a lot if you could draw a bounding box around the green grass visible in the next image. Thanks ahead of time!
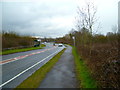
[72,46,97,88]
[1,44,46,55]
[15,48,66,88]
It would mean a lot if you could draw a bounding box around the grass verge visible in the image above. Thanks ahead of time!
[15,48,66,88]
[72,46,97,88]
[1,44,46,55]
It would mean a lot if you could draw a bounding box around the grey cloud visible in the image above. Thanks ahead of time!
[1,0,77,37]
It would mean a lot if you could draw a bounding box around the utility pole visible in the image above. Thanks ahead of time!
[72,36,75,47]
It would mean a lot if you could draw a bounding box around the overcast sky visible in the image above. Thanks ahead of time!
[1,0,119,38]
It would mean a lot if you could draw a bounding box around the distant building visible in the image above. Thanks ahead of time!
[118,1,120,33]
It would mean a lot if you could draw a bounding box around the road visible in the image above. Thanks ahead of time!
[0,43,64,88]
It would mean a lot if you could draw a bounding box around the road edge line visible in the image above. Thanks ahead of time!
[0,48,62,88]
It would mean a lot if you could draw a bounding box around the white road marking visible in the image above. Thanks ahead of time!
[0,47,56,65]
[0,49,62,88]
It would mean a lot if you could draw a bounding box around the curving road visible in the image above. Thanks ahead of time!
[0,43,64,88]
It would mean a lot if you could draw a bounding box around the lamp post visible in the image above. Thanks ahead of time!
[72,36,75,47]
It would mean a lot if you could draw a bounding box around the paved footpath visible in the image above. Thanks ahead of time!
[39,46,77,88]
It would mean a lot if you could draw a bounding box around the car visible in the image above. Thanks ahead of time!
[58,44,63,47]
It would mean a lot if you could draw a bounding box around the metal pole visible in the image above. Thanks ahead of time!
[73,36,75,46]
[74,37,75,47]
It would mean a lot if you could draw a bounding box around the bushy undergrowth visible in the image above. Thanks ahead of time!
[2,31,34,50]
[77,43,119,88]
[75,32,119,88]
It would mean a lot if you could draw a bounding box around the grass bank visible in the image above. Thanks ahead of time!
[1,44,46,55]
[16,48,66,88]
[72,46,97,88]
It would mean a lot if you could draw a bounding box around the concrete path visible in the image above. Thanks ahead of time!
[39,46,77,88]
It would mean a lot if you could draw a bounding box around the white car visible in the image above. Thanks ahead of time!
[58,44,63,47]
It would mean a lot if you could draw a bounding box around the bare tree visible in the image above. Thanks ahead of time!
[77,2,97,33]
[76,1,97,55]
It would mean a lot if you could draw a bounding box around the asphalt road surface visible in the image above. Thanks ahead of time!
[0,43,64,88]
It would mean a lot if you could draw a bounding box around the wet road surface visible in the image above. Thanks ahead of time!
[39,46,77,88]
[0,43,64,88]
